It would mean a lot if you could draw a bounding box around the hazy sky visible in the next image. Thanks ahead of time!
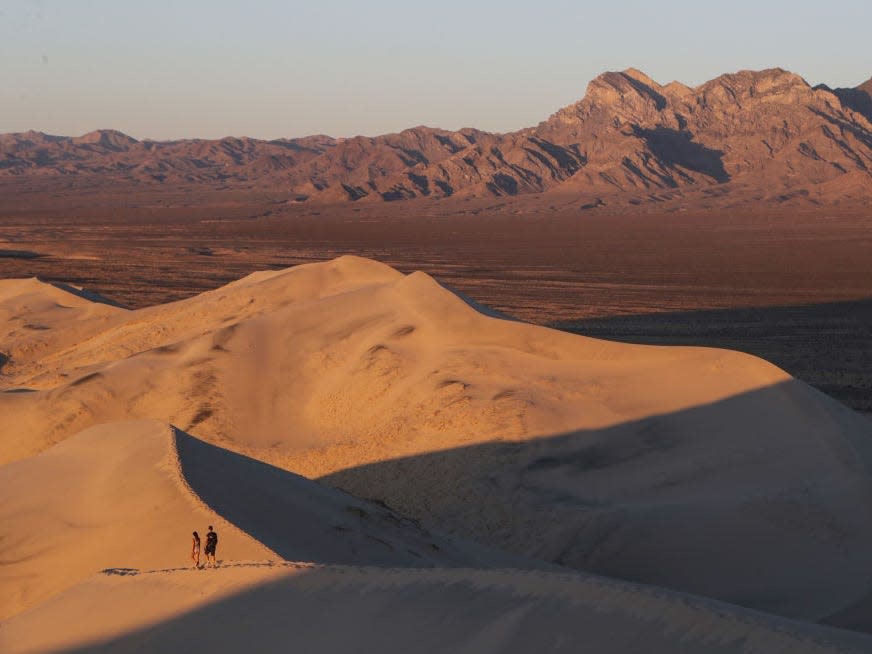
[2,0,871,140]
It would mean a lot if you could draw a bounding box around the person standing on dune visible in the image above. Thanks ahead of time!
[191,531,201,569]
[205,525,218,567]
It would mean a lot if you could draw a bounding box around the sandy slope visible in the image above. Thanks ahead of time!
[2,256,872,625]
[4,563,872,654]
[323,378,872,623]
[0,255,792,465]
[0,420,271,619]
[0,420,534,621]
[0,278,122,387]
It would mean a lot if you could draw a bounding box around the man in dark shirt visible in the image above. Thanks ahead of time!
[204,525,218,567]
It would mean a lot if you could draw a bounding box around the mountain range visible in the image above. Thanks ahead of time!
[2,68,871,208]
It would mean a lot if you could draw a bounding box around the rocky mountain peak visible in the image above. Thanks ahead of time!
[584,69,665,107]
[621,67,662,88]
[3,67,871,208]
[696,68,812,105]
[662,80,693,97]
[73,129,139,151]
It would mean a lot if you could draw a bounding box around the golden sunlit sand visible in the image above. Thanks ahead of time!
[3,257,872,652]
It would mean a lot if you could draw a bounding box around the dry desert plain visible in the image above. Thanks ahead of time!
[2,180,871,412]
[2,182,872,653]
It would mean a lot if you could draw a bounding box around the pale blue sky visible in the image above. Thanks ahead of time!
[1,0,870,140]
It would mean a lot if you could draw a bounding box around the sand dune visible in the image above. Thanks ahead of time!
[0,420,271,620]
[323,379,872,621]
[0,419,531,621]
[0,278,122,387]
[0,256,401,394]
[2,256,872,633]
[4,563,872,654]
[0,255,791,464]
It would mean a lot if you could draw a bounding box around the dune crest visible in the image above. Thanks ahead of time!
[2,257,872,629]
[0,420,272,620]
[0,255,791,464]
[0,418,541,621]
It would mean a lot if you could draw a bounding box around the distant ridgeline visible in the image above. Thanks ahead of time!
[2,68,872,209]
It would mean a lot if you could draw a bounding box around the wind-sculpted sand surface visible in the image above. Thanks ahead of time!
[3,257,872,651]
[6,562,872,654]
[0,418,536,621]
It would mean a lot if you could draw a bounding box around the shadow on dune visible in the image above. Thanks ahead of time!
[10,388,872,650]
[439,281,519,321]
[317,380,872,626]
[40,565,872,654]
[48,280,128,308]
[173,429,480,567]
[551,298,872,413]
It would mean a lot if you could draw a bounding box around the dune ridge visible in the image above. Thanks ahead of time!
[0,420,273,620]
[0,418,541,622]
[0,255,793,465]
[3,256,872,643]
